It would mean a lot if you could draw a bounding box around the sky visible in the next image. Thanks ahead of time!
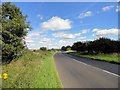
[12,2,119,49]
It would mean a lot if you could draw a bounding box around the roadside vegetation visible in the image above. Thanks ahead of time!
[68,52,119,64]
[62,38,120,64]
[2,50,62,88]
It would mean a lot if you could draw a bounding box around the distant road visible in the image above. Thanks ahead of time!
[54,52,119,88]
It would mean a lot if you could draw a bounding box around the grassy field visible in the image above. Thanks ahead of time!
[68,52,119,64]
[2,50,62,88]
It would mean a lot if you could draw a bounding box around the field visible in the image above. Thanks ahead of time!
[68,52,119,64]
[2,50,62,88]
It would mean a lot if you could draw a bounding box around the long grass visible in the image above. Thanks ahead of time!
[69,52,119,64]
[2,50,62,88]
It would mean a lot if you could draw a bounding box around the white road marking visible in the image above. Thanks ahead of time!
[102,70,119,77]
[72,59,120,77]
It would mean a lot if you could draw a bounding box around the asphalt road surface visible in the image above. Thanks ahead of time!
[54,52,119,88]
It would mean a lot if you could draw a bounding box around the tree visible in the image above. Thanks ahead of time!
[86,38,119,54]
[71,42,86,52]
[86,41,94,54]
[61,46,66,51]
[1,2,31,63]
[92,38,112,54]
[71,37,119,54]
[40,47,47,51]
[66,45,71,51]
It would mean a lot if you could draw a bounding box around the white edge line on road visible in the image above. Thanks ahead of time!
[72,59,120,77]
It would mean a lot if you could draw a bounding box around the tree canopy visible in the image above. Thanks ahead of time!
[40,47,47,51]
[1,2,31,63]
[71,37,119,54]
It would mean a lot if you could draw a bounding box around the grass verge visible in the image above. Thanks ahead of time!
[2,50,62,88]
[68,52,119,64]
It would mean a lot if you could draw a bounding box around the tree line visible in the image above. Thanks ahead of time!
[61,38,120,54]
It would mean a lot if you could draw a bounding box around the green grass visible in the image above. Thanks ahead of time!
[2,50,62,88]
[65,50,75,53]
[69,52,119,64]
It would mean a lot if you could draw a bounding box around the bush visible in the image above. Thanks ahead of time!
[40,47,47,51]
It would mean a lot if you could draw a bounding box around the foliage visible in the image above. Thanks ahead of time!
[66,45,71,51]
[61,46,66,51]
[61,45,71,51]
[69,52,119,63]
[1,2,31,63]
[2,51,62,88]
[71,37,120,54]
[71,42,86,52]
[40,47,47,51]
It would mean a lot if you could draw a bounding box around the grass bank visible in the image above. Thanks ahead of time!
[2,50,62,88]
[68,52,119,64]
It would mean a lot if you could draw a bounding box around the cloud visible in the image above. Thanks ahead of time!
[77,36,87,40]
[52,32,81,39]
[81,29,89,34]
[25,36,34,43]
[24,32,41,42]
[41,16,72,31]
[59,40,70,45]
[57,39,73,47]
[39,38,72,49]
[28,32,40,37]
[39,37,56,48]
[37,14,43,20]
[92,28,119,36]
[26,43,36,49]
[41,38,52,42]
[116,5,120,12]
[78,11,93,19]
[102,5,114,12]
[52,29,89,39]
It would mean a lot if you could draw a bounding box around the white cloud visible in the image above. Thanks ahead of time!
[92,28,119,36]
[78,11,93,19]
[57,39,73,48]
[52,32,81,39]
[39,37,55,48]
[77,36,87,40]
[58,40,68,45]
[41,38,52,42]
[26,43,35,49]
[102,5,114,12]
[28,32,40,37]
[116,5,120,12]
[24,32,41,48]
[41,16,72,31]
[81,29,89,34]
[37,14,43,20]
[25,36,34,43]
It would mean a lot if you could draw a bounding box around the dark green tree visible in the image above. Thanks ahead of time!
[61,46,66,51]
[92,38,112,54]
[86,38,119,54]
[40,47,47,51]
[66,45,71,51]
[71,42,86,52]
[1,2,31,63]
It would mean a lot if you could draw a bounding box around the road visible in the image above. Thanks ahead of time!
[54,52,119,88]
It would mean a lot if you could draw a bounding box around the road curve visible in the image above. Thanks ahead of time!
[54,52,119,88]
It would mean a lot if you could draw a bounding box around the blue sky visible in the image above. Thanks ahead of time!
[12,2,119,49]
